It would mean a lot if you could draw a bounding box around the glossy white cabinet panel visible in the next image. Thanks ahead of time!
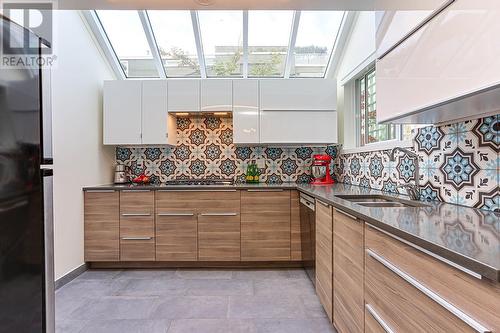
[167,79,200,112]
[376,10,433,58]
[260,79,337,111]
[260,110,338,144]
[377,0,500,123]
[201,79,232,112]
[233,80,259,144]
[103,80,142,145]
[141,80,176,145]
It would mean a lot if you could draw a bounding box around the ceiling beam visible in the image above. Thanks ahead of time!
[191,10,207,78]
[284,11,301,78]
[242,10,249,78]
[138,10,167,78]
[81,10,126,79]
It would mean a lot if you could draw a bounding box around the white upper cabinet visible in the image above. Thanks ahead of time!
[260,111,338,145]
[103,80,142,145]
[167,79,200,112]
[260,79,337,111]
[377,0,500,124]
[233,80,259,145]
[201,80,232,112]
[104,80,176,145]
[141,80,176,145]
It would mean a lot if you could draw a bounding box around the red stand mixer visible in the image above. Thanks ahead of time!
[311,154,334,185]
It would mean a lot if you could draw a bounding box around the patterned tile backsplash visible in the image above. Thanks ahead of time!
[116,114,499,212]
[337,114,499,212]
[116,116,339,184]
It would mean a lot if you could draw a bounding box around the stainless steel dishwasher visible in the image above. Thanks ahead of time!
[299,193,316,285]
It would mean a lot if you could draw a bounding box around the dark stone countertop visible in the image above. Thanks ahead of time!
[83,182,500,281]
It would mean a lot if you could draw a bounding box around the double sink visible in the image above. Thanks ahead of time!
[336,195,429,208]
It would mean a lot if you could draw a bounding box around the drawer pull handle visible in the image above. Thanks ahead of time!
[121,237,152,241]
[365,304,395,333]
[157,189,237,192]
[157,213,195,216]
[121,213,151,217]
[366,249,491,333]
[200,213,238,216]
[246,189,284,192]
[86,190,115,193]
[122,190,151,192]
[316,200,329,208]
[334,208,358,220]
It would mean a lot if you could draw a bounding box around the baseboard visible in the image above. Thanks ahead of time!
[89,261,305,269]
[55,263,88,290]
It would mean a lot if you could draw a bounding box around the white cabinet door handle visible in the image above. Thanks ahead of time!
[157,213,195,216]
[199,213,238,216]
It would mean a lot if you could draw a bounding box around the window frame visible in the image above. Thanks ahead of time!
[345,66,414,154]
[84,9,347,79]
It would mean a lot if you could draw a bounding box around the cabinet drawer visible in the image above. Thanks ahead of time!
[120,191,154,238]
[365,304,392,333]
[120,238,155,261]
[365,225,498,333]
[156,190,240,212]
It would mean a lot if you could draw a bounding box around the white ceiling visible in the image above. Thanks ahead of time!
[56,0,453,10]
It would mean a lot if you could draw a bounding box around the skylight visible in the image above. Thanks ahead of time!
[90,10,345,79]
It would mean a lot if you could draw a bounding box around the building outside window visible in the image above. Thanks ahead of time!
[357,67,418,147]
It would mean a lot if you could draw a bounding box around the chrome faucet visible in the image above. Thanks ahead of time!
[389,147,420,201]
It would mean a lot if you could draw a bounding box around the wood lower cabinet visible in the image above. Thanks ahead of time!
[365,304,390,333]
[290,190,302,261]
[155,190,241,261]
[241,190,291,261]
[333,208,364,333]
[365,224,500,333]
[315,199,333,322]
[84,190,119,261]
[119,190,155,261]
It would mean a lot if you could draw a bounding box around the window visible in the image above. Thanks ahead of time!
[90,10,346,79]
[357,68,420,146]
[148,10,200,77]
[290,11,344,78]
[96,10,159,78]
[198,11,243,77]
[248,11,293,77]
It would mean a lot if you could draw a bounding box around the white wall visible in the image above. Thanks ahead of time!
[51,11,114,280]
[335,12,376,149]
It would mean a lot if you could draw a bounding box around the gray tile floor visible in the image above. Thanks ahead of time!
[56,268,336,333]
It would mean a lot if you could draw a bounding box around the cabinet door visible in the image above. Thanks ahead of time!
[377,0,500,123]
[142,80,176,145]
[198,214,240,261]
[120,190,155,261]
[260,111,337,144]
[241,190,291,261]
[84,191,119,261]
[333,208,364,333]
[260,79,336,111]
[315,199,333,322]
[103,80,142,145]
[233,79,259,144]
[201,79,232,112]
[167,79,200,112]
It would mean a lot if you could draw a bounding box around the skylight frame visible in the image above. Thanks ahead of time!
[87,9,348,80]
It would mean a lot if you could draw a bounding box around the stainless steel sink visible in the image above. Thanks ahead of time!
[335,194,428,208]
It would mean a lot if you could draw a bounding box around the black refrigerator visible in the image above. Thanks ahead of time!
[0,16,55,333]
